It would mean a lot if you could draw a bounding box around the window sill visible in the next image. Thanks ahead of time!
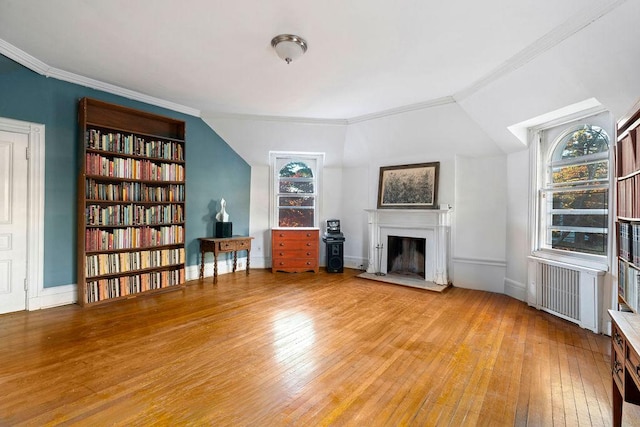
[531,249,609,273]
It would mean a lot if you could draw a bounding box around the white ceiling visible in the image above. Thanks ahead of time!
[0,0,624,120]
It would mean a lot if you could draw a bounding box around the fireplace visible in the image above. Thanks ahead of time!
[365,208,451,285]
[387,236,426,279]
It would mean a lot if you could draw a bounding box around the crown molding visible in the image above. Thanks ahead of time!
[203,96,457,125]
[453,0,628,102]
[347,96,456,124]
[0,39,201,118]
[203,111,348,126]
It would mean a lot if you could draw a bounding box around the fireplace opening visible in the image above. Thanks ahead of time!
[387,236,426,279]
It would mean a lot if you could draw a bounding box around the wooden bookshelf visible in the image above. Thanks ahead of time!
[616,104,640,313]
[77,98,186,306]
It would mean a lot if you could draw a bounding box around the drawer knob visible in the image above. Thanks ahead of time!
[614,360,623,374]
[306,252,311,256]
[306,261,311,265]
[279,243,285,246]
[614,333,623,347]
[306,243,311,246]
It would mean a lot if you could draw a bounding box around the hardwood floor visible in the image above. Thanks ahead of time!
[1,268,638,426]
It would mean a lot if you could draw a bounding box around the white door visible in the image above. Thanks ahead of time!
[0,130,28,313]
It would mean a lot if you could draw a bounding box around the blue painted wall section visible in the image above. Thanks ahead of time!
[0,54,250,288]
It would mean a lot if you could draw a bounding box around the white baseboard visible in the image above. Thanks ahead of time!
[186,256,268,281]
[504,278,526,302]
[28,284,77,310]
[344,256,367,271]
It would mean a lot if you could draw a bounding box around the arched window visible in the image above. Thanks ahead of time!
[541,124,610,256]
[270,152,323,228]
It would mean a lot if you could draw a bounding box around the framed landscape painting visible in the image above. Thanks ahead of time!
[377,162,439,209]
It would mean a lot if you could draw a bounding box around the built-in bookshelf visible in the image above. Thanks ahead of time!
[616,105,640,313]
[77,98,186,306]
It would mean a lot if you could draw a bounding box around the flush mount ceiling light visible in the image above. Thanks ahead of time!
[271,34,308,64]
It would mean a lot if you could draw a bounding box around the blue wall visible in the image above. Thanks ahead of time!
[0,54,250,288]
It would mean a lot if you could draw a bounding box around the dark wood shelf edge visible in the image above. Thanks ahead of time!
[85,147,185,164]
[85,175,185,185]
[86,122,186,143]
[86,243,184,255]
[86,263,185,281]
[80,282,185,307]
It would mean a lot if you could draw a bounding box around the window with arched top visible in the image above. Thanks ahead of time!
[540,123,611,256]
[270,152,323,228]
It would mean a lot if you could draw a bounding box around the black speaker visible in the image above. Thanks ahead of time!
[325,241,344,273]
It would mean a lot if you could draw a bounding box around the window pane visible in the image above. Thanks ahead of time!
[551,214,607,228]
[278,196,314,207]
[551,230,606,255]
[279,180,314,194]
[279,161,313,178]
[552,162,608,185]
[553,125,609,162]
[552,189,607,210]
[279,208,314,227]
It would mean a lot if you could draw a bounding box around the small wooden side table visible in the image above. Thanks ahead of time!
[198,236,253,283]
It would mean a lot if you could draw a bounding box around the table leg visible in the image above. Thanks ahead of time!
[199,249,204,280]
[613,377,622,427]
[246,249,250,275]
[213,253,218,284]
[233,251,238,272]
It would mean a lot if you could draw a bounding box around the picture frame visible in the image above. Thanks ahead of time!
[377,162,440,209]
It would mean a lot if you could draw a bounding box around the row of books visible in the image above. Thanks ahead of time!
[87,128,184,161]
[85,225,184,251]
[86,179,185,202]
[617,175,640,219]
[86,203,184,227]
[618,222,640,265]
[617,127,640,177]
[85,268,185,303]
[619,261,640,312]
[85,248,185,278]
[85,153,185,181]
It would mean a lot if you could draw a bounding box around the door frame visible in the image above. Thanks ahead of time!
[0,117,44,310]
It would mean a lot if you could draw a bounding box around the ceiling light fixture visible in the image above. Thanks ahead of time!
[271,34,308,64]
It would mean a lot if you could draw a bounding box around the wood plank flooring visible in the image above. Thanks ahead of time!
[1,268,639,426]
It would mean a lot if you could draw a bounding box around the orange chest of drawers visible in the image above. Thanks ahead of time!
[271,229,319,273]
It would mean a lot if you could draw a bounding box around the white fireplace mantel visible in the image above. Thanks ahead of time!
[365,208,451,285]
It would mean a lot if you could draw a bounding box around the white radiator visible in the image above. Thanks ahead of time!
[527,256,605,333]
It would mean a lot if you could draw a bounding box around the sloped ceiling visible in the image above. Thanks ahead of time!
[0,0,626,121]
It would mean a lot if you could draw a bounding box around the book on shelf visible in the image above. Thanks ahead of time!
[87,128,184,162]
[619,259,627,300]
[619,222,632,261]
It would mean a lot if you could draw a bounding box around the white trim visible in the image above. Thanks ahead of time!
[451,256,506,268]
[204,97,456,125]
[29,284,77,309]
[203,111,348,126]
[344,256,367,271]
[0,39,200,118]
[347,97,456,124]
[0,117,46,311]
[504,278,526,301]
[269,152,325,229]
[528,109,614,269]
